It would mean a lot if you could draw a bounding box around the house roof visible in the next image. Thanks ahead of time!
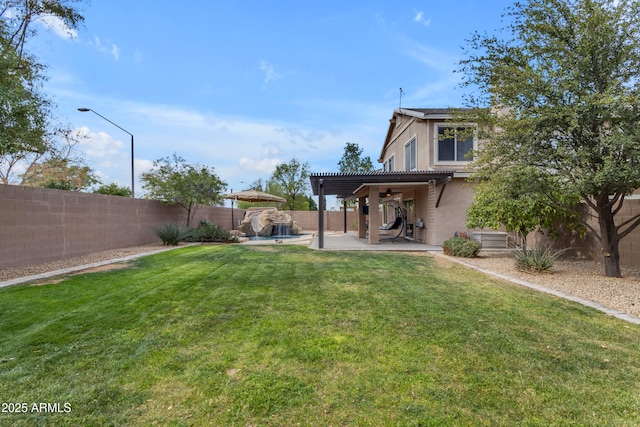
[309,170,455,199]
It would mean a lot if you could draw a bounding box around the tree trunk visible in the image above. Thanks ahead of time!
[596,194,622,278]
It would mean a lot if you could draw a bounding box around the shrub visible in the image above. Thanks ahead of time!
[154,222,189,246]
[184,220,238,243]
[442,236,482,258]
[513,246,567,273]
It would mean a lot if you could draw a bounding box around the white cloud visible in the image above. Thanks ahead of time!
[404,42,458,73]
[238,157,282,174]
[67,95,385,195]
[38,15,78,39]
[88,36,120,60]
[259,60,282,85]
[413,11,431,27]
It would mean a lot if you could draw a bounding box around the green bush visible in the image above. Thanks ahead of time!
[442,236,482,258]
[154,222,190,246]
[184,220,238,243]
[513,246,567,273]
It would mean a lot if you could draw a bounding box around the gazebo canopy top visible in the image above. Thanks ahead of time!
[309,170,456,199]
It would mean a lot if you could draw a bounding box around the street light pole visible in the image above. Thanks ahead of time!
[78,108,135,198]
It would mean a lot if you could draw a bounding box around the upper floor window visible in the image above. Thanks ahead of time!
[404,137,416,171]
[384,155,395,172]
[435,125,475,163]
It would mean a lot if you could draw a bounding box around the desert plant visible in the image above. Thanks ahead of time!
[154,221,189,246]
[513,246,567,273]
[184,220,238,243]
[442,236,482,258]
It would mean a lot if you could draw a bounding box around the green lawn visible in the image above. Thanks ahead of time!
[1,245,639,426]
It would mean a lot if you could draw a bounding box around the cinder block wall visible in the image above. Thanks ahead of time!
[0,185,244,269]
[0,185,363,269]
[527,200,640,267]
[288,210,359,232]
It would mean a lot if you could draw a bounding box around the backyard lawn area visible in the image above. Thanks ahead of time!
[0,245,639,426]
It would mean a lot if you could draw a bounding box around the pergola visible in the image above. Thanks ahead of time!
[309,170,455,248]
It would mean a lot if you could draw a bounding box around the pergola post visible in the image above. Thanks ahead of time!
[368,185,380,244]
[358,195,367,239]
[318,179,324,248]
[343,199,347,233]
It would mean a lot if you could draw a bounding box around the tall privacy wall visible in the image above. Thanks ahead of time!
[528,198,640,267]
[0,185,359,269]
[0,185,243,269]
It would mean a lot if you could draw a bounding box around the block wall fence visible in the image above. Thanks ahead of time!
[0,185,356,269]
[2,185,638,269]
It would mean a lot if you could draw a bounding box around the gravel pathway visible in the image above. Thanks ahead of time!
[454,251,640,318]
[0,244,172,283]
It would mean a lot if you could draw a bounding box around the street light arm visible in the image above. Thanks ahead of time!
[78,108,133,137]
[78,107,135,198]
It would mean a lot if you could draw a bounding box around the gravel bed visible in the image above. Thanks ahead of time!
[458,251,640,317]
[0,243,169,282]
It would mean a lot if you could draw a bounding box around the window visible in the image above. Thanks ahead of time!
[436,125,475,163]
[384,155,395,172]
[404,137,416,171]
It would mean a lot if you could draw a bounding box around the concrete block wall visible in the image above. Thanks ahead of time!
[0,185,244,269]
[288,210,359,233]
[528,200,640,267]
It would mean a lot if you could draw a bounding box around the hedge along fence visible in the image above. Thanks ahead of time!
[0,185,245,269]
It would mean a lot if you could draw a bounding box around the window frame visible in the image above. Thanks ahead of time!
[434,123,477,165]
[384,155,395,172]
[404,136,417,171]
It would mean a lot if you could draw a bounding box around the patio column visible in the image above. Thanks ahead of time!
[368,185,380,244]
[318,179,324,248]
[343,199,347,233]
[358,195,367,238]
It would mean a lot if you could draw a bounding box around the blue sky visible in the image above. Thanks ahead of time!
[29,0,513,206]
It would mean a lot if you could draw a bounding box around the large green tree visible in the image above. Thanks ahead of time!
[466,165,582,250]
[141,153,227,226]
[1,0,86,177]
[268,158,311,210]
[459,0,640,277]
[337,142,375,207]
[337,142,374,173]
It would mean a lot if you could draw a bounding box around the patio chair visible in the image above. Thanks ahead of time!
[379,213,407,242]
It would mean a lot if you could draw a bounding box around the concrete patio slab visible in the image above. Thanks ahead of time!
[309,231,442,251]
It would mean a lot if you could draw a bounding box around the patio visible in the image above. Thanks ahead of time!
[309,231,442,251]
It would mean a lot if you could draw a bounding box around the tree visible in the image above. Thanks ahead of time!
[0,128,92,188]
[1,0,84,58]
[337,142,374,173]
[0,28,49,157]
[268,158,311,210]
[336,142,375,207]
[466,165,582,249]
[21,157,98,191]
[140,153,227,226]
[94,183,132,197]
[459,0,640,277]
[1,1,85,172]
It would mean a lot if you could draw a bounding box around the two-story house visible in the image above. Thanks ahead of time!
[378,108,479,244]
[311,107,483,246]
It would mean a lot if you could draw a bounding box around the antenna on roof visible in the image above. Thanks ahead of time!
[399,87,404,110]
